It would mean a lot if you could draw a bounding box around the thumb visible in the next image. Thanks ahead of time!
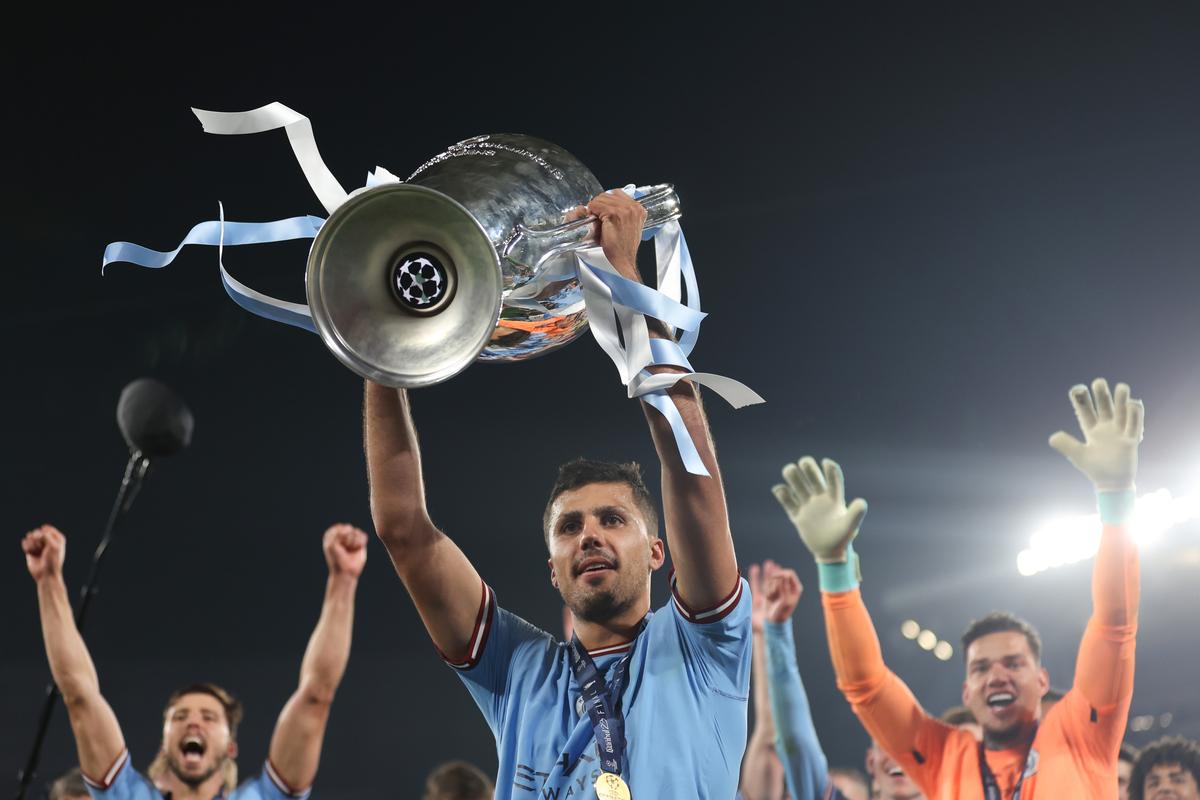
[1048,430,1085,463]
[846,498,868,536]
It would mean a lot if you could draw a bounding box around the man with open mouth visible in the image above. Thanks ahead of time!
[22,522,367,799]
[365,189,751,799]
[772,378,1143,799]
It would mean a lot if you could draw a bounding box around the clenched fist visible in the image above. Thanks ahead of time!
[749,560,804,628]
[23,524,66,582]
[323,524,368,579]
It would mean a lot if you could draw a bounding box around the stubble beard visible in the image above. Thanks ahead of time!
[567,562,645,624]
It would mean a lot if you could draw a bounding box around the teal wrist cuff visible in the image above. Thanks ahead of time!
[1097,489,1136,524]
[818,544,860,593]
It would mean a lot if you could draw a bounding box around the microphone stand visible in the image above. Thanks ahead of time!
[14,451,152,800]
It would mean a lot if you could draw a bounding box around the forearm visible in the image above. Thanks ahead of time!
[364,382,439,549]
[36,576,124,780]
[37,577,100,700]
[1075,495,1139,712]
[750,630,777,741]
[642,375,738,606]
[297,574,357,703]
[765,621,828,800]
[1092,493,1139,627]
[821,588,938,771]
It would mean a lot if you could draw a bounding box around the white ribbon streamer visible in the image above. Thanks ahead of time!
[192,102,348,214]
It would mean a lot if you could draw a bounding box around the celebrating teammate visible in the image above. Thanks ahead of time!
[365,189,751,799]
[772,378,1142,798]
[739,560,848,800]
[22,523,366,799]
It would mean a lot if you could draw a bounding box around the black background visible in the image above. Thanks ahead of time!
[4,6,1199,797]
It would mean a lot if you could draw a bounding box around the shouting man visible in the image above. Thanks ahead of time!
[772,378,1142,799]
[23,523,366,799]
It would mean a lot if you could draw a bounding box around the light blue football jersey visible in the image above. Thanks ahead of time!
[447,575,752,799]
[83,750,308,800]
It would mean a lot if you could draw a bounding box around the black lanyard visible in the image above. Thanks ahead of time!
[979,725,1038,800]
[566,621,645,776]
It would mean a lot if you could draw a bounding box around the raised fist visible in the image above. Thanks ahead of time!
[323,524,368,579]
[23,524,66,582]
[762,561,803,624]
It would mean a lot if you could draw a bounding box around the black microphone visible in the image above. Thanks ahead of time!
[15,378,192,800]
[116,377,194,458]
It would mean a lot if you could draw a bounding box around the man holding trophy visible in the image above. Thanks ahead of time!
[365,190,752,800]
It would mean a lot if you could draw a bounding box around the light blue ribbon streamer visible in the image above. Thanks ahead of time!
[576,257,708,332]
[641,390,709,476]
[675,233,701,356]
[102,215,324,274]
[103,214,326,332]
[647,338,693,371]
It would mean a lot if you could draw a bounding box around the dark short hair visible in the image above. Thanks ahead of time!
[424,761,494,800]
[940,705,978,727]
[49,768,88,800]
[1130,736,1200,800]
[1120,741,1141,765]
[961,612,1043,664]
[163,682,244,741]
[542,459,659,545]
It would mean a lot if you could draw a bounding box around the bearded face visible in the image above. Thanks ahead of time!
[160,693,236,788]
[546,482,663,625]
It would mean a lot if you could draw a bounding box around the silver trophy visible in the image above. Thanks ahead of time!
[306,134,681,387]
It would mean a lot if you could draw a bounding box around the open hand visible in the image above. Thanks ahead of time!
[772,457,867,564]
[1048,378,1143,491]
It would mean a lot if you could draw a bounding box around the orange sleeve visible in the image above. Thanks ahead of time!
[822,589,953,792]
[1068,521,1138,757]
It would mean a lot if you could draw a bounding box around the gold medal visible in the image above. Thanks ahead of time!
[594,772,631,800]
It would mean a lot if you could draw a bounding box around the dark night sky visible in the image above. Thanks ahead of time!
[4,6,1200,797]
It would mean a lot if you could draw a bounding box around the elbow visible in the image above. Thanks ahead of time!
[296,676,338,709]
[372,512,439,559]
[58,682,100,712]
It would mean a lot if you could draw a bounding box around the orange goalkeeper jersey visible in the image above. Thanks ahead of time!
[821,522,1138,800]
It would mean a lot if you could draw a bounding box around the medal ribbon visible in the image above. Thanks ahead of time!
[565,624,645,778]
[978,725,1038,800]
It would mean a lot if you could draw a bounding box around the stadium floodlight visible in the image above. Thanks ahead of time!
[1017,487,1199,576]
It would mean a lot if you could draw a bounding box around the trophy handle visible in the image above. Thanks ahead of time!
[503,184,681,273]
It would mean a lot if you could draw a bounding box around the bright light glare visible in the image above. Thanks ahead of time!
[917,630,937,651]
[1017,488,1200,576]
[934,641,954,661]
[901,620,921,639]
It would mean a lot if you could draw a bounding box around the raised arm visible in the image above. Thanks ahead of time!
[584,190,739,610]
[267,524,366,792]
[760,563,832,800]
[1048,379,1142,741]
[364,382,485,662]
[22,525,125,782]
[772,458,950,791]
[740,564,786,800]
